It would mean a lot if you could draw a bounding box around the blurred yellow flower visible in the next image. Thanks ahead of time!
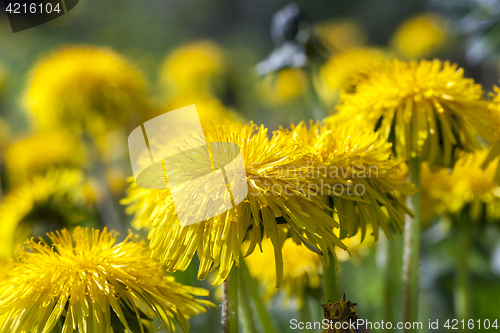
[480,85,500,183]
[319,48,386,105]
[0,169,96,259]
[160,40,224,91]
[421,150,500,222]
[392,13,447,58]
[25,46,148,136]
[244,237,321,306]
[122,121,347,285]
[319,20,367,53]
[259,68,308,104]
[334,225,376,262]
[336,59,489,168]
[0,227,214,333]
[160,90,244,125]
[4,131,84,185]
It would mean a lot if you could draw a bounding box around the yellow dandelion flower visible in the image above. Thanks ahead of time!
[392,13,447,58]
[335,59,489,168]
[0,227,213,333]
[420,150,500,222]
[319,48,386,105]
[0,169,95,259]
[160,41,224,91]
[259,68,308,104]
[318,20,367,53]
[284,121,414,239]
[4,131,84,185]
[25,46,148,135]
[244,236,321,306]
[122,121,347,285]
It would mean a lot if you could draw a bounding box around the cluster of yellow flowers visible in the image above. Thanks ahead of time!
[122,120,412,287]
[1,10,500,330]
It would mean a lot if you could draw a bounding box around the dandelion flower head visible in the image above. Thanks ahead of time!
[336,59,488,168]
[25,46,148,135]
[0,227,213,333]
[123,121,347,285]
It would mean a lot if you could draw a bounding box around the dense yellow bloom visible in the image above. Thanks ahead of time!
[0,169,96,259]
[0,227,213,333]
[123,121,347,285]
[244,237,321,306]
[284,121,414,239]
[160,41,224,91]
[319,20,367,53]
[319,48,386,105]
[392,13,447,58]
[25,46,148,135]
[335,59,489,168]
[5,131,84,185]
[259,68,308,104]
[421,150,500,222]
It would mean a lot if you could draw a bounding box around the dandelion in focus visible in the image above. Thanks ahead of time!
[0,169,96,259]
[123,121,347,285]
[25,46,148,136]
[4,131,84,185]
[335,59,489,168]
[392,13,447,58]
[0,227,213,333]
[285,121,413,239]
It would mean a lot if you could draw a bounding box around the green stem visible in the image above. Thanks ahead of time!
[454,212,471,321]
[305,66,325,120]
[239,259,276,333]
[323,251,338,303]
[239,271,258,333]
[381,233,403,323]
[222,265,239,333]
[403,156,420,332]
